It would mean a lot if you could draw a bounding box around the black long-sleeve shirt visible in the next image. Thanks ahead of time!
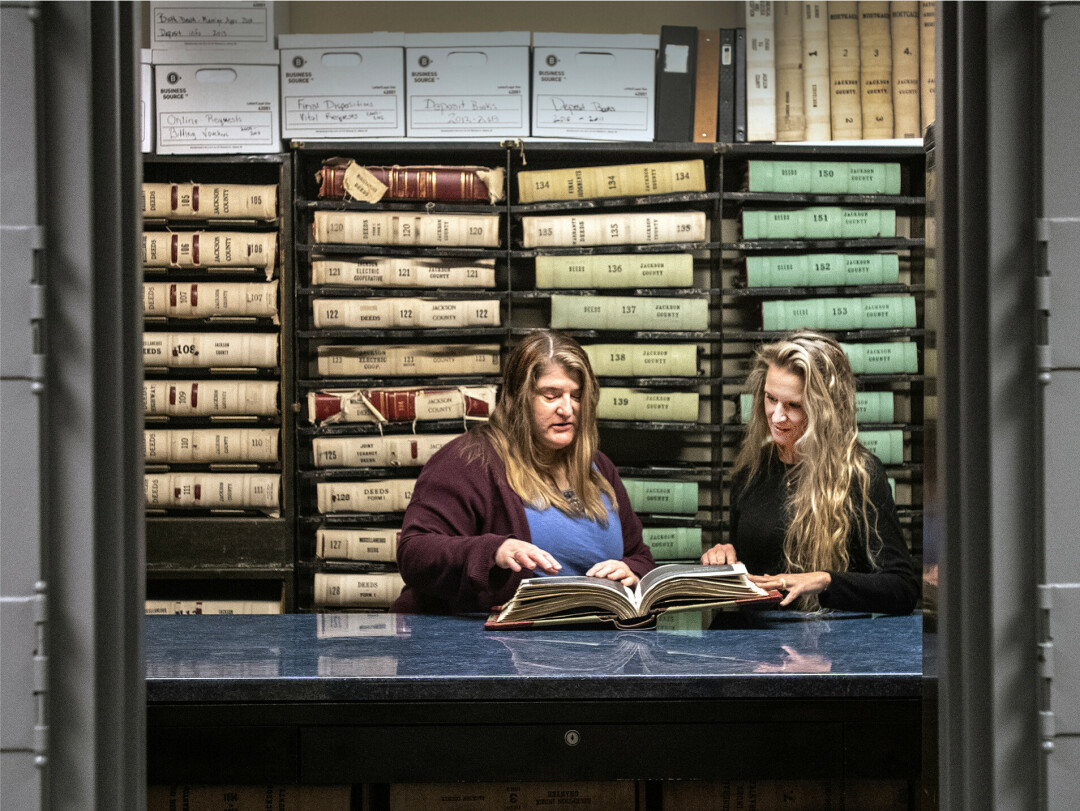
[729,449,920,614]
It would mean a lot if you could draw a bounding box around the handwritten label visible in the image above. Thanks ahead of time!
[409,94,524,130]
[153,4,270,46]
[536,94,650,131]
[342,162,388,204]
[158,111,273,144]
[284,95,399,129]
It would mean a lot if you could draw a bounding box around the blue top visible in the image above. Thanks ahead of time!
[525,493,624,575]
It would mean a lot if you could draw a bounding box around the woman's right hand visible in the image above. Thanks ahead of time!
[495,538,562,575]
[701,543,739,566]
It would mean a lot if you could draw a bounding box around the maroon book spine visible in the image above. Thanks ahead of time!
[317,165,500,202]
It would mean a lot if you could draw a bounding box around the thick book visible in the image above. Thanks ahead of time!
[143,281,278,321]
[656,25,698,142]
[143,332,279,369]
[142,182,278,220]
[143,231,277,273]
[535,253,693,289]
[522,211,706,249]
[316,527,400,562]
[145,428,279,464]
[859,1,894,139]
[307,384,496,426]
[316,479,415,514]
[550,294,709,331]
[312,343,501,378]
[316,158,505,204]
[623,479,699,514]
[745,252,901,287]
[144,600,284,616]
[484,563,779,630]
[741,207,897,239]
[143,380,279,417]
[774,1,807,141]
[733,27,748,141]
[802,2,832,140]
[644,527,705,560]
[312,211,500,248]
[516,159,707,204]
[717,28,737,142]
[314,572,406,608]
[746,160,901,193]
[745,1,776,142]
[693,29,721,141]
[890,1,921,138]
[310,257,496,288]
[742,390,895,423]
[762,295,917,330]
[829,1,863,139]
[919,0,936,130]
[583,343,700,377]
[840,340,919,373]
[311,297,500,329]
[144,473,280,516]
[598,388,700,422]
[311,433,460,468]
[859,428,905,464]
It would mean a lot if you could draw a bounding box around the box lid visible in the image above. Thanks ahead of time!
[405,31,530,48]
[278,32,405,49]
[152,48,280,65]
[532,33,659,50]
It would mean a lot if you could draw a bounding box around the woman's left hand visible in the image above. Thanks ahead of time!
[586,559,639,588]
[749,571,831,607]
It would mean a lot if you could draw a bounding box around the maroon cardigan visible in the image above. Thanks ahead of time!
[392,430,655,614]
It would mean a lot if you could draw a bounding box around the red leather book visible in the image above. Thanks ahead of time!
[308,385,497,426]
[316,159,506,203]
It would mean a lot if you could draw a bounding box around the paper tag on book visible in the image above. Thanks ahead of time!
[342,161,388,204]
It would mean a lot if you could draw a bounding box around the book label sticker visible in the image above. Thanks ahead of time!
[342,161,388,203]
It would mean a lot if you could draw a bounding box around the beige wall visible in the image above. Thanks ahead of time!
[143,2,744,45]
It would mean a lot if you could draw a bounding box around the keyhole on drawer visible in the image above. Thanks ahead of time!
[564,729,581,746]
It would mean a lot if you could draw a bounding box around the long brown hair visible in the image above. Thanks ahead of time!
[736,331,879,609]
[475,329,616,520]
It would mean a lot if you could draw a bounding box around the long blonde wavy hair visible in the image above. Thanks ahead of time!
[735,331,880,609]
[475,329,616,521]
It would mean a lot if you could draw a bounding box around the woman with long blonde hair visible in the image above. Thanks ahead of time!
[702,331,919,613]
[394,330,655,614]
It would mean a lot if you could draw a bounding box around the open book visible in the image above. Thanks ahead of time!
[485,564,781,630]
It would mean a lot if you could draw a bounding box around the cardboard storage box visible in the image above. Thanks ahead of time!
[279,33,406,140]
[154,49,280,154]
[532,33,659,141]
[141,49,154,153]
[149,1,278,49]
[405,32,530,139]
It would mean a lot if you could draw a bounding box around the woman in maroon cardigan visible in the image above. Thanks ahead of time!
[392,330,656,615]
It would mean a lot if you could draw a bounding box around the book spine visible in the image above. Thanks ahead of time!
[517,160,708,204]
[622,479,700,514]
[746,160,901,193]
[840,340,919,373]
[656,26,699,142]
[314,572,406,607]
[774,1,807,141]
[745,1,777,142]
[734,27,748,141]
[858,428,905,464]
[312,433,459,468]
[311,298,500,329]
[642,527,703,560]
[919,1,936,130]
[143,332,279,368]
[890,1,922,138]
[744,252,900,286]
[550,295,709,331]
[693,29,721,142]
[144,473,280,515]
[718,28,737,142]
[143,231,277,270]
[742,391,895,422]
[522,211,706,249]
[535,253,694,289]
[313,344,501,378]
[316,527,401,562]
[145,428,279,463]
[859,1,894,139]
[316,479,415,514]
[598,388,700,422]
[144,599,283,616]
[143,281,278,320]
[307,385,496,426]
[317,163,505,203]
[741,207,896,239]
[829,1,863,139]
[762,295,916,330]
[313,211,501,248]
[143,380,279,417]
[310,257,497,288]
[142,182,277,220]
[801,3,832,140]
[583,344,700,377]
